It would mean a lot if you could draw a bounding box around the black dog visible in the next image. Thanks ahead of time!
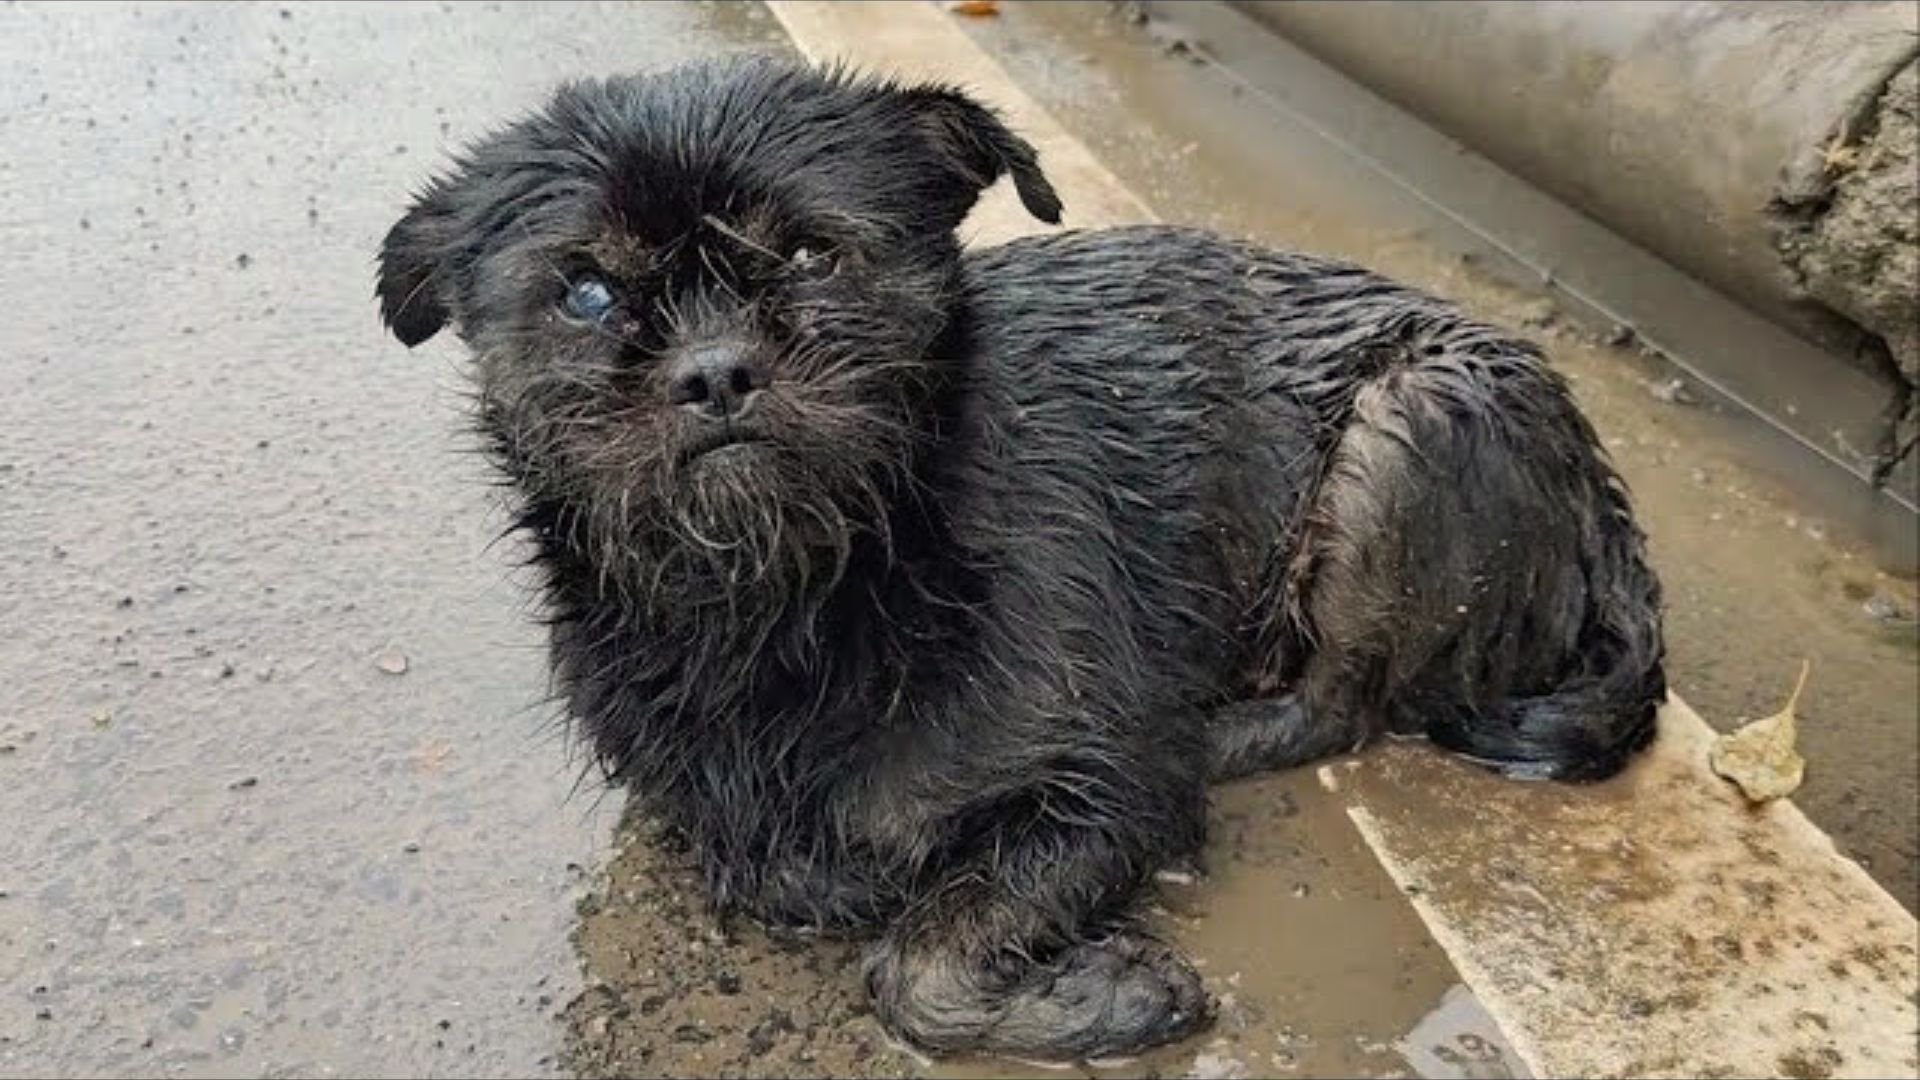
[376,57,1664,1061]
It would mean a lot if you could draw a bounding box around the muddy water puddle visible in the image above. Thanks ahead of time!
[565,765,1510,1080]
[1394,986,1532,1080]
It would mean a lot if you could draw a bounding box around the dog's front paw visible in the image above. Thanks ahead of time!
[867,932,1213,1062]
[1004,934,1214,1060]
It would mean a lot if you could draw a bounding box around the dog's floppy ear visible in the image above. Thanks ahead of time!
[376,179,459,347]
[901,85,1063,225]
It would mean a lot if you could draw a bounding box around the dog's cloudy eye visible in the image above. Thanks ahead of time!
[564,276,616,322]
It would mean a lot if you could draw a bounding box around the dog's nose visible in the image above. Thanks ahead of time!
[666,342,767,420]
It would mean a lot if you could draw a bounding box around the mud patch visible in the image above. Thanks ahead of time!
[567,770,1476,1079]
[562,821,911,1080]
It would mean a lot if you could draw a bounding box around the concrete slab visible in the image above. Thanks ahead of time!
[766,3,1920,1076]
[1343,709,1919,1080]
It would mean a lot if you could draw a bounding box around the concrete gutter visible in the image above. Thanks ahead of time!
[767,3,1917,1076]
[1231,0,1920,479]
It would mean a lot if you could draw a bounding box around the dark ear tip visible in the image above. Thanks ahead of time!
[383,304,445,348]
[376,213,451,347]
[377,275,447,346]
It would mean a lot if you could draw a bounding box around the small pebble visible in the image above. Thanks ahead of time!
[403,842,421,854]
[228,776,258,790]
[1863,593,1915,624]
[1646,377,1695,406]
[375,647,409,675]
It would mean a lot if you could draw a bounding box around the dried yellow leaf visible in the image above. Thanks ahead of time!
[1709,660,1810,803]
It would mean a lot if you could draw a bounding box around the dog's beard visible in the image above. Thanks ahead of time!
[647,440,890,609]
[492,378,918,627]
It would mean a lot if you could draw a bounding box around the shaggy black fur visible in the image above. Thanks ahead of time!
[376,57,1664,1061]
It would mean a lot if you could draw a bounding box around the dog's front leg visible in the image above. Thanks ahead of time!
[746,853,892,936]
[862,768,1213,1061]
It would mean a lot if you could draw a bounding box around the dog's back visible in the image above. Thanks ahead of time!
[959,225,1664,783]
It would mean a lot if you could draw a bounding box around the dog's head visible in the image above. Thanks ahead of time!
[376,58,1059,608]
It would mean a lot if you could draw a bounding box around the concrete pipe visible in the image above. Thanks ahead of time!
[1233,1,1918,399]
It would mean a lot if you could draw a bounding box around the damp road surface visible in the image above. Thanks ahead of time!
[0,3,792,1076]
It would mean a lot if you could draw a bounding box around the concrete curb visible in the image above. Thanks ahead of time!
[766,3,1919,1076]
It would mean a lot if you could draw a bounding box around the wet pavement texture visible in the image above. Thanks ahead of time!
[3,3,1915,1080]
[0,2,788,1076]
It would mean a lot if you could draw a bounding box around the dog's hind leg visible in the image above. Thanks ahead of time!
[1279,350,1664,782]
[1206,696,1367,781]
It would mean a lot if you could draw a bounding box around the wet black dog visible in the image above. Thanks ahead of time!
[376,57,1663,1061]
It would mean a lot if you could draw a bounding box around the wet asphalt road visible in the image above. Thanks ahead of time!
[0,3,791,1076]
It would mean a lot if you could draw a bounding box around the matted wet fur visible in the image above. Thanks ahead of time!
[376,57,1664,1062]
